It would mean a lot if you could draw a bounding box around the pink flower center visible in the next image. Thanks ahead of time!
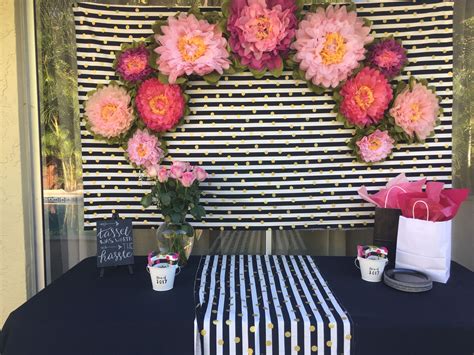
[178,36,207,62]
[368,137,382,151]
[125,56,147,74]
[320,32,346,65]
[375,50,399,68]
[100,103,117,121]
[410,103,422,122]
[136,143,148,158]
[149,95,168,115]
[354,86,375,111]
[252,15,273,40]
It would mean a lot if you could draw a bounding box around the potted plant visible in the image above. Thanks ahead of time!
[141,161,208,266]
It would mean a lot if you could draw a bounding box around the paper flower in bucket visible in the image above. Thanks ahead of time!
[357,245,388,259]
[148,252,180,267]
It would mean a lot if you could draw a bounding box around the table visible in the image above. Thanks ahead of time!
[1,256,473,355]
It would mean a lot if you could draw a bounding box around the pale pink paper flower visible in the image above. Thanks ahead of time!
[126,129,164,168]
[292,5,373,88]
[194,167,208,182]
[84,85,134,138]
[356,130,394,163]
[389,83,439,141]
[155,14,230,83]
[180,171,197,187]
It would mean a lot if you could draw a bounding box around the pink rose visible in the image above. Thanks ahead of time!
[180,171,196,187]
[194,167,208,182]
[146,165,159,178]
[169,164,185,179]
[157,166,169,183]
[173,161,190,171]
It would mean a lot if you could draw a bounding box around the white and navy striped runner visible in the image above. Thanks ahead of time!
[194,255,352,354]
[74,1,453,231]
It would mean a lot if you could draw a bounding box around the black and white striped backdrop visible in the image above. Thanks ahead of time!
[194,255,352,355]
[74,1,454,230]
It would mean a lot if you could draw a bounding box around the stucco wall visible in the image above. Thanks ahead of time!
[0,0,27,325]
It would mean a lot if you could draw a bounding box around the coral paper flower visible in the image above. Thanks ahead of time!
[135,78,185,132]
[340,67,393,127]
[227,0,297,71]
[389,82,439,141]
[155,14,230,83]
[356,130,395,163]
[115,45,153,82]
[126,129,164,168]
[84,85,134,138]
[293,5,372,88]
[367,38,407,79]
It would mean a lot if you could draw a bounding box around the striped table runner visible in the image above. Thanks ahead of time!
[194,255,352,354]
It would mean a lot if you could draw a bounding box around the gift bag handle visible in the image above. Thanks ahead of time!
[384,186,407,208]
[412,200,430,221]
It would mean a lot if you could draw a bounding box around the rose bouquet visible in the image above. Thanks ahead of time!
[141,161,208,265]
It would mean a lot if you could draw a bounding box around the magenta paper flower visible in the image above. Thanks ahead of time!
[155,14,230,83]
[84,85,134,138]
[389,82,439,141]
[135,78,185,132]
[126,129,164,168]
[227,0,297,71]
[293,5,372,88]
[115,45,153,82]
[367,38,407,79]
[356,130,395,163]
[340,67,393,127]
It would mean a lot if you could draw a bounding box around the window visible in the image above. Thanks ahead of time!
[36,0,473,285]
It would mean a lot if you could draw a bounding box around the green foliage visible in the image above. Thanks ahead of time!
[38,0,81,191]
[141,178,206,223]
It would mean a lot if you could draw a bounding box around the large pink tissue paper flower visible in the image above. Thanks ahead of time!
[356,130,395,163]
[126,129,164,168]
[155,14,230,83]
[292,5,372,88]
[135,78,185,132]
[340,67,393,127]
[84,85,134,138]
[228,0,297,71]
[389,83,439,141]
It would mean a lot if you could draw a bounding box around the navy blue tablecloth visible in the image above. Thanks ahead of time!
[1,256,473,355]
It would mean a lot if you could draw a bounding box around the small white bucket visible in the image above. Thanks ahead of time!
[147,264,180,291]
[355,256,388,282]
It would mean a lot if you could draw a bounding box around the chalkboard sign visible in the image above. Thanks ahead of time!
[96,218,134,268]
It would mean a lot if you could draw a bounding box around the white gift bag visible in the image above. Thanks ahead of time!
[395,201,452,283]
